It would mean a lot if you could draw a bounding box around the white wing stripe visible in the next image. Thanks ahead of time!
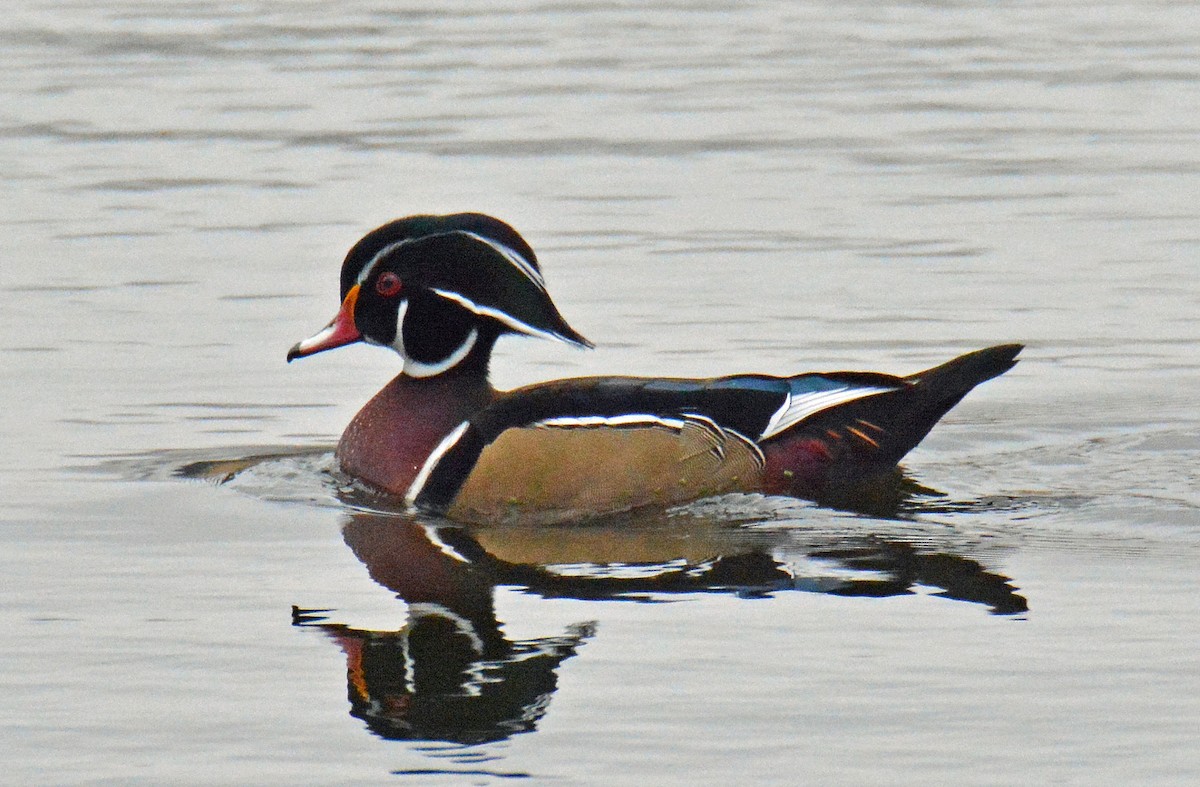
[759,385,897,440]
[538,414,687,430]
[539,412,765,467]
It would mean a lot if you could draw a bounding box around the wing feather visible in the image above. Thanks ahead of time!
[760,383,900,440]
[443,415,763,525]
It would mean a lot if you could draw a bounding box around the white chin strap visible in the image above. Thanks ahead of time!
[391,300,480,378]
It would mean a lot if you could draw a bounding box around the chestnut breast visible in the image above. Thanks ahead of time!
[336,371,495,496]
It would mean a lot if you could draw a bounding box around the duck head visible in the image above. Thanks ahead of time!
[287,213,592,377]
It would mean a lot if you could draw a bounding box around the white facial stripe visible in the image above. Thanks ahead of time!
[760,386,897,440]
[459,231,546,292]
[354,230,544,292]
[429,287,575,345]
[406,421,470,505]
[356,237,413,286]
[387,299,411,350]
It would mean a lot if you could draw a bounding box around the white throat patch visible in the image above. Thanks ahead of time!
[390,299,480,378]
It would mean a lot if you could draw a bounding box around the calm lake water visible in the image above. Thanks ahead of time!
[3,1,1199,783]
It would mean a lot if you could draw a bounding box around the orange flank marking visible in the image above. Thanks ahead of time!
[855,418,885,433]
[801,438,832,461]
[825,429,842,440]
[846,426,880,448]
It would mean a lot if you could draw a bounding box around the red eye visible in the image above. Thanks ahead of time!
[375,272,403,297]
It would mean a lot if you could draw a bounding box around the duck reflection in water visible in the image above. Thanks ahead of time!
[293,477,1027,745]
[294,514,596,745]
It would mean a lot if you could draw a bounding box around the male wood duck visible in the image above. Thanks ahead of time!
[288,213,1021,525]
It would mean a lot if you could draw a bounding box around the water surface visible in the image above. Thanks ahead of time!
[2,1,1198,783]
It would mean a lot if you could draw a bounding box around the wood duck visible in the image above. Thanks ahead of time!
[288,213,1022,525]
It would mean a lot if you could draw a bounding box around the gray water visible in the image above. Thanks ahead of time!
[3,1,1199,784]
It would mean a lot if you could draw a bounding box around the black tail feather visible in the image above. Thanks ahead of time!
[790,344,1022,484]
[904,343,1023,397]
